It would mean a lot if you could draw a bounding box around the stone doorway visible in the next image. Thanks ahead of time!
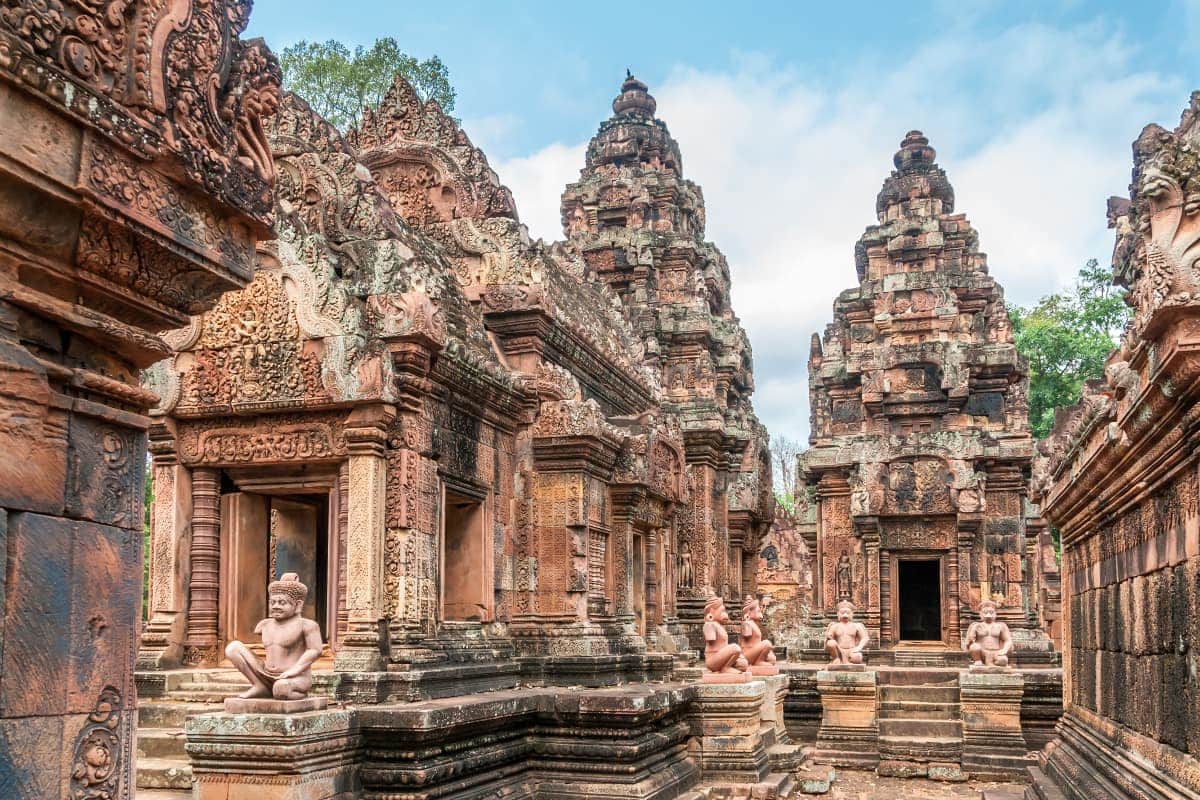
[897,559,942,642]
[219,488,334,647]
[441,488,491,621]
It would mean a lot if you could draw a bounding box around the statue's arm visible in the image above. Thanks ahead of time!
[853,623,869,652]
[823,623,835,641]
[965,622,979,643]
[703,620,718,644]
[254,619,267,635]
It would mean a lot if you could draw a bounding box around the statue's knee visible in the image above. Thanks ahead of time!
[225,641,244,659]
[849,651,863,664]
[995,654,1009,667]
[272,680,292,699]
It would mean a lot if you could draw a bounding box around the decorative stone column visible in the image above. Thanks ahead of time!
[138,423,193,671]
[336,405,394,672]
[960,671,1029,779]
[813,669,880,769]
[184,467,222,666]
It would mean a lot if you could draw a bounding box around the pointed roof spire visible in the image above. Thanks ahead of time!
[612,72,656,117]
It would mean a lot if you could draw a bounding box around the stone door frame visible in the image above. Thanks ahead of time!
[885,550,949,647]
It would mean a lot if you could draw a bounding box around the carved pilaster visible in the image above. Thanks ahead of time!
[138,424,193,670]
[184,467,221,666]
[336,405,394,672]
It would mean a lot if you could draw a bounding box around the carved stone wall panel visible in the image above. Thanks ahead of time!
[178,416,347,466]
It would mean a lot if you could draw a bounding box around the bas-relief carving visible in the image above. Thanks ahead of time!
[0,0,282,218]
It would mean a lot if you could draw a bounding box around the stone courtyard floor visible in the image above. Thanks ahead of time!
[820,769,1026,799]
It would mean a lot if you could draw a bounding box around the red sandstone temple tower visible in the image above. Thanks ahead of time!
[802,131,1053,660]
[560,75,774,643]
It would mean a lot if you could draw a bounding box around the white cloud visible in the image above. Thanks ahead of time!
[492,21,1186,445]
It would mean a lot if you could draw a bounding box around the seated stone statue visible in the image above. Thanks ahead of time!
[703,594,749,675]
[825,600,869,666]
[225,572,323,700]
[965,599,1013,668]
[740,595,776,670]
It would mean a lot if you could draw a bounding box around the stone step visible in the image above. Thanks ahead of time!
[136,757,193,791]
[878,718,962,738]
[879,734,962,760]
[135,790,191,800]
[877,685,959,703]
[165,688,238,702]
[135,727,188,759]
[878,700,960,719]
[138,702,218,729]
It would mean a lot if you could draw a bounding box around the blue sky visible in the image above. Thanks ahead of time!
[246,1,1199,443]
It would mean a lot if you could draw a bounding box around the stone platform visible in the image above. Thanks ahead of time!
[784,663,1058,781]
[177,676,807,800]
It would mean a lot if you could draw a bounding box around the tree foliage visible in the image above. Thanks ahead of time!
[771,435,804,513]
[1009,259,1130,438]
[280,38,456,130]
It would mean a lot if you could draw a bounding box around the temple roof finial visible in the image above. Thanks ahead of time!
[894,130,937,171]
[613,72,656,117]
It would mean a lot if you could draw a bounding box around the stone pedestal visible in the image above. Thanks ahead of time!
[960,670,1029,779]
[223,697,330,714]
[689,680,772,784]
[813,668,879,768]
[186,708,359,800]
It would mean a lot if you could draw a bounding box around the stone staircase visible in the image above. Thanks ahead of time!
[876,669,964,778]
[135,669,253,796]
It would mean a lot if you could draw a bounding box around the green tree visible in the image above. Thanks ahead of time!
[1009,259,1130,438]
[280,38,456,130]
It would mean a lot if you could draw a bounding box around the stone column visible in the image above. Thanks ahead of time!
[336,405,394,672]
[813,669,879,769]
[137,429,193,670]
[960,671,1029,779]
[336,461,349,646]
[184,467,222,666]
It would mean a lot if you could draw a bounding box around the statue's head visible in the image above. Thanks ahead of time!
[704,594,729,623]
[979,599,997,622]
[836,600,854,622]
[742,595,761,620]
[268,572,307,620]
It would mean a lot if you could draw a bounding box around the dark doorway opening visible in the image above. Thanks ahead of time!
[898,560,941,641]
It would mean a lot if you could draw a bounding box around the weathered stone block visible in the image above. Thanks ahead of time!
[812,668,878,769]
[65,413,146,530]
[187,708,359,800]
[0,512,71,717]
[68,520,139,715]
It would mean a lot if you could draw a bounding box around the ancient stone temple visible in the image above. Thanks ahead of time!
[560,74,774,642]
[802,131,1054,661]
[0,3,279,797]
[1027,91,1200,800]
[133,75,782,798]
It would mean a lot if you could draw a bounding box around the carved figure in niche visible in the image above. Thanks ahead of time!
[956,470,988,513]
[678,540,694,588]
[703,595,749,675]
[740,596,776,670]
[966,600,1013,667]
[989,550,1007,600]
[836,551,853,600]
[825,601,869,666]
[224,573,323,700]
